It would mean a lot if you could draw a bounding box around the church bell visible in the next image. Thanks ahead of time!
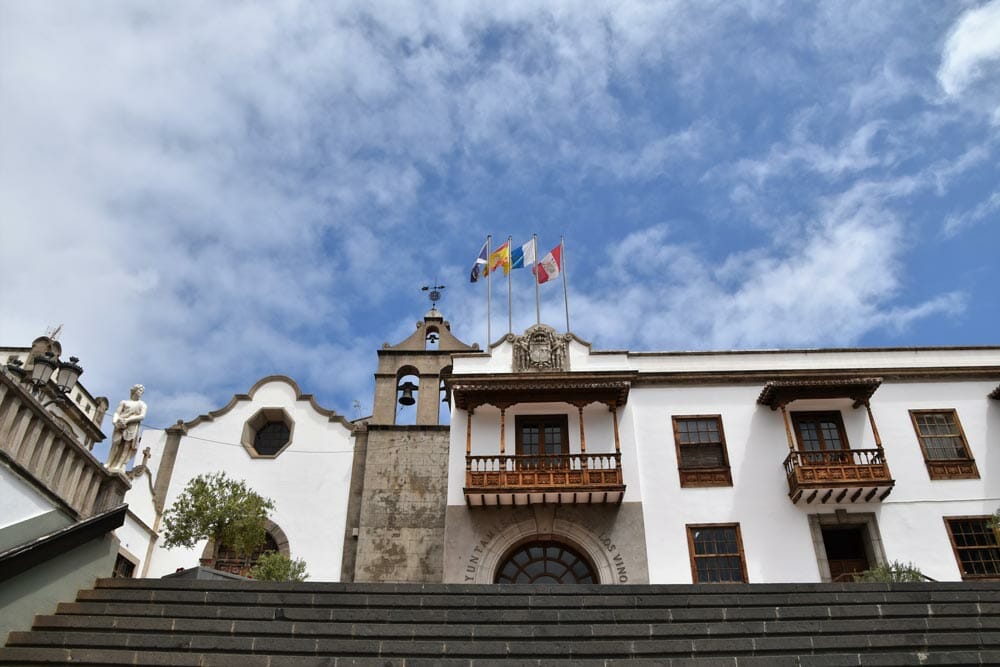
[397,381,418,406]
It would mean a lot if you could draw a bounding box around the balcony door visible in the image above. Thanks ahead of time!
[516,414,569,469]
[792,411,847,462]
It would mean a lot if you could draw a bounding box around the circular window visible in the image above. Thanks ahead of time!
[495,541,596,584]
[253,421,290,456]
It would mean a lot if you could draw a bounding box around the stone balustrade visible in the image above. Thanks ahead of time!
[0,371,129,519]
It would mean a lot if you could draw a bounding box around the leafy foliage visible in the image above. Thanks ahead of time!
[162,472,275,557]
[853,560,926,583]
[249,551,309,582]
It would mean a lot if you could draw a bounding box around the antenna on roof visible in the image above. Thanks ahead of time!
[45,324,63,341]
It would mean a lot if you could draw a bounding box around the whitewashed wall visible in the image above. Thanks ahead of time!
[449,338,1000,584]
[119,378,355,581]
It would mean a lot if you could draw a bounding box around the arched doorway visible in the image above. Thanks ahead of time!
[494,540,597,584]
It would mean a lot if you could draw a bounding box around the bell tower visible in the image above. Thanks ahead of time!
[371,306,477,425]
[344,302,478,584]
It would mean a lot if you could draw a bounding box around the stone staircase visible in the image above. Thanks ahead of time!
[2,579,999,665]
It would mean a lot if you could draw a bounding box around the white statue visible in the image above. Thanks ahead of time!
[107,384,147,473]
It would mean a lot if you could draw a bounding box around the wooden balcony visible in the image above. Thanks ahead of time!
[783,449,895,504]
[465,452,625,507]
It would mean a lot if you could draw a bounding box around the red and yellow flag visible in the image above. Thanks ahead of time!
[484,240,511,277]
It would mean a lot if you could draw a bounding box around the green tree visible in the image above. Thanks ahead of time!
[249,551,309,582]
[853,560,926,583]
[162,472,275,559]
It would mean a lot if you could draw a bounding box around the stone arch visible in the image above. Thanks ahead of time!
[425,324,440,350]
[470,514,616,585]
[395,365,420,425]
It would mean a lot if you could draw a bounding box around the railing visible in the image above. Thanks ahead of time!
[0,371,129,519]
[783,448,893,502]
[783,448,888,476]
[466,452,624,491]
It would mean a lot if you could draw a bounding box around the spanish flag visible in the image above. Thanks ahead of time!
[484,240,511,277]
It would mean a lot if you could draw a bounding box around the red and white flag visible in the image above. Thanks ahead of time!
[534,243,562,284]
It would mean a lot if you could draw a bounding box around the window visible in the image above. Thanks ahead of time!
[515,414,569,468]
[112,553,136,578]
[910,410,978,480]
[792,411,847,451]
[241,407,295,458]
[686,523,748,583]
[945,517,1000,580]
[253,421,290,456]
[672,416,732,487]
[495,541,596,584]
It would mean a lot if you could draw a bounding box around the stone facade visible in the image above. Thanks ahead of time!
[352,425,450,582]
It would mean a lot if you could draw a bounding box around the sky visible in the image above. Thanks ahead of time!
[2,1,999,452]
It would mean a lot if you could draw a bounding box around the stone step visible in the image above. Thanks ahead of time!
[50,599,997,625]
[31,613,999,637]
[4,580,1000,665]
[3,646,1000,666]
[6,630,1000,656]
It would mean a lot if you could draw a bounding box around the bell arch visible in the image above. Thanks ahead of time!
[395,366,420,426]
[370,309,476,426]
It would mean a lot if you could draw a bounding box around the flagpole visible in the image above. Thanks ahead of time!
[560,237,570,333]
[486,234,492,346]
[533,234,540,325]
[506,236,513,334]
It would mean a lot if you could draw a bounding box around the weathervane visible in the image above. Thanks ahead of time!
[421,282,446,311]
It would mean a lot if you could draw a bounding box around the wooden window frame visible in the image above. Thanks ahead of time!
[686,523,748,584]
[910,409,979,480]
[672,415,732,487]
[112,551,138,578]
[791,411,849,451]
[514,414,569,456]
[944,516,1000,580]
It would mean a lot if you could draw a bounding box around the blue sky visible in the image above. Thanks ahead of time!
[2,2,999,444]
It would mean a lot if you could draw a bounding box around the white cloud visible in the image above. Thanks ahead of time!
[0,1,991,432]
[573,188,964,351]
[735,118,889,186]
[938,0,1000,97]
[943,191,1000,237]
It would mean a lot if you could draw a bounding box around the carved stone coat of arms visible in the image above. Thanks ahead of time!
[511,324,569,372]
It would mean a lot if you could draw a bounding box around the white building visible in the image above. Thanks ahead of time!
[111,312,1000,586]
[443,324,1000,585]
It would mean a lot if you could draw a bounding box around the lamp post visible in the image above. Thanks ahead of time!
[4,351,84,405]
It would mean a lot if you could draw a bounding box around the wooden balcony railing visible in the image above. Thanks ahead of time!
[465,452,625,506]
[783,448,894,504]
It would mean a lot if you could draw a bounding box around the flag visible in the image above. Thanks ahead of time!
[469,239,488,283]
[485,240,511,277]
[534,243,561,284]
[510,240,535,270]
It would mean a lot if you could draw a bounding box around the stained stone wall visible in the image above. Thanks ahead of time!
[353,425,450,582]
